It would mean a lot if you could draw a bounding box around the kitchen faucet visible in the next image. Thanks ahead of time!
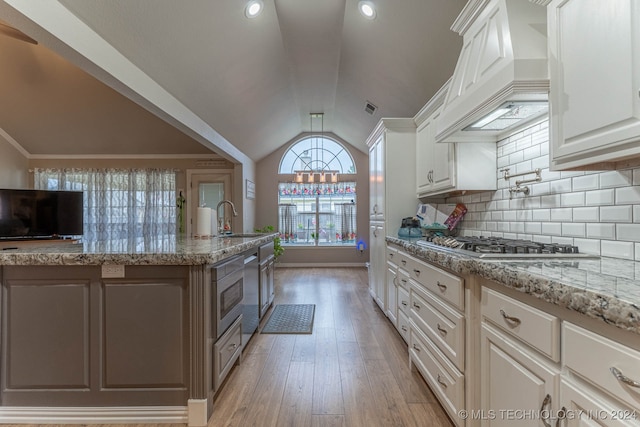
[216,200,238,234]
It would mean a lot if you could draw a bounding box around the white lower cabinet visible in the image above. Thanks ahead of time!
[480,322,559,427]
[386,260,398,327]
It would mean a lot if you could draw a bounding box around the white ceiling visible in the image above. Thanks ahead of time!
[0,0,465,161]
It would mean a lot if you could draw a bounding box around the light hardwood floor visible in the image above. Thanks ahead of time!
[2,267,453,427]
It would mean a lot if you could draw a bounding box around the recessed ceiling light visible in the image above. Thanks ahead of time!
[358,1,376,19]
[245,0,263,18]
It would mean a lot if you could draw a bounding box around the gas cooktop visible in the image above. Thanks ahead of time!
[416,236,600,259]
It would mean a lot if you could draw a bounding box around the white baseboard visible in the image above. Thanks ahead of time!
[0,406,188,424]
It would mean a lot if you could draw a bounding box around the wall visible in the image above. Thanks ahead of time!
[0,136,28,188]
[256,133,369,266]
[447,119,640,260]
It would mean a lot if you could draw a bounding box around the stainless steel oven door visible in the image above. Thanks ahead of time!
[215,268,244,339]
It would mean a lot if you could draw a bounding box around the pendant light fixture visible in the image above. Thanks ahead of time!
[292,112,339,184]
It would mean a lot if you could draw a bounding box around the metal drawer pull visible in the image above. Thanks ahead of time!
[436,281,447,291]
[500,309,521,326]
[610,367,640,388]
[413,302,421,309]
[436,374,448,388]
[556,407,566,427]
[228,343,238,351]
[412,344,420,352]
[436,323,447,335]
[540,394,552,427]
[413,268,421,276]
[401,279,407,284]
[389,253,394,257]
[401,325,408,332]
[401,300,408,306]
[401,260,407,266]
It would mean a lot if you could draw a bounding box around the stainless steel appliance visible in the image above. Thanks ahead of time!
[211,255,244,339]
[242,251,259,347]
[416,236,599,259]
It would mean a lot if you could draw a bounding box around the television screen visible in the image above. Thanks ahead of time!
[0,189,83,239]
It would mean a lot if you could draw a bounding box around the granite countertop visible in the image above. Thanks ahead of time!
[0,233,277,266]
[386,236,640,335]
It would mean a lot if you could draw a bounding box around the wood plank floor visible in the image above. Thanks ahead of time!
[2,267,453,427]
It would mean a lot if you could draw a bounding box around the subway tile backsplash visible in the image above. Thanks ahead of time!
[447,119,640,261]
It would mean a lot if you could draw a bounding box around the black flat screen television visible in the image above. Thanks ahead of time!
[0,189,83,239]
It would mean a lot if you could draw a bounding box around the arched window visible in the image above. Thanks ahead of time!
[277,136,357,247]
[279,136,356,174]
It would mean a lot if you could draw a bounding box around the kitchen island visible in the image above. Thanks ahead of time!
[0,233,277,426]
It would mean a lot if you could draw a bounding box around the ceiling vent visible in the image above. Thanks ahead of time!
[364,101,377,116]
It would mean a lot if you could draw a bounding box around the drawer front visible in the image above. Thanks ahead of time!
[397,309,410,343]
[397,269,410,291]
[410,328,464,425]
[214,315,242,391]
[409,257,464,310]
[398,285,410,317]
[482,287,560,361]
[386,245,399,265]
[411,285,465,371]
[564,322,640,410]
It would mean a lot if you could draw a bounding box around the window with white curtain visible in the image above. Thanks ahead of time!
[34,168,177,241]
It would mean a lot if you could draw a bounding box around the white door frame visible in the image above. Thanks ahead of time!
[186,169,234,237]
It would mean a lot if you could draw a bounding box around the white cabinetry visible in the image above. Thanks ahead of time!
[559,323,640,426]
[386,246,398,327]
[548,0,640,170]
[415,82,496,199]
[480,288,561,427]
[407,253,466,426]
[366,119,417,313]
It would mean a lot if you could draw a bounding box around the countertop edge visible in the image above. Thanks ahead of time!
[0,234,277,266]
[386,236,640,336]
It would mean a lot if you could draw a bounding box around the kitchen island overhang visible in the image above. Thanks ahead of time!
[0,233,277,427]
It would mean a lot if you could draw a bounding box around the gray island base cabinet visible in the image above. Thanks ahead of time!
[2,265,190,407]
[0,233,276,426]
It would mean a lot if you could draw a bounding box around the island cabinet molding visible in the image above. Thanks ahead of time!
[548,0,640,170]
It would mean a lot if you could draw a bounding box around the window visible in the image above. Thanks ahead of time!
[278,136,357,247]
[34,168,176,241]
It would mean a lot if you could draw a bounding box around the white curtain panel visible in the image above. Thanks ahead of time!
[34,168,177,241]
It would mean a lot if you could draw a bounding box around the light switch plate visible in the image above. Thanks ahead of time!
[101,264,125,278]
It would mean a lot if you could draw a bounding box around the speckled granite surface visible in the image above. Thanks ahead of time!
[0,234,276,266]
[386,236,640,335]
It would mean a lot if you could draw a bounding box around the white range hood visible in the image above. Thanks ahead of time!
[436,0,549,143]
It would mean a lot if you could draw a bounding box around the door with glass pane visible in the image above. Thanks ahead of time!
[189,173,232,236]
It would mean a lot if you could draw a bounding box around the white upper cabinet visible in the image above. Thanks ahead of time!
[549,0,640,170]
[415,81,497,198]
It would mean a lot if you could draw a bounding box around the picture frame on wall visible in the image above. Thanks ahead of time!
[246,179,255,200]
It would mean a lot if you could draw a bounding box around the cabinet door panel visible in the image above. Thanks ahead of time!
[481,323,559,427]
[549,0,640,169]
[560,379,636,427]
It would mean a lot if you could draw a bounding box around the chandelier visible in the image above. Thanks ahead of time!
[294,113,338,184]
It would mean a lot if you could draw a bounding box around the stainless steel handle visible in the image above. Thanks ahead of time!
[401,260,407,266]
[401,278,407,284]
[373,229,378,238]
[413,268,421,276]
[436,374,448,388]
[389,252,394,258]
[436,323,447,335]
[556,407,566,427]
[228,343,238,351]
[610,367,640,388]
[401,300,408,307]
[413,302,420,309]
[401,325,408,332]
[412,344,420,352]
[436,281,447,291]
[500,309,521,327]
[540,394,552,427]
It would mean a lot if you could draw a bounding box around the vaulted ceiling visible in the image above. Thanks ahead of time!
[0,0,465,162]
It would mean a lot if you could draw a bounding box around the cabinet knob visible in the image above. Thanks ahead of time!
[436,281,447,291]
[413,268,421,276]
[401,260,407,266]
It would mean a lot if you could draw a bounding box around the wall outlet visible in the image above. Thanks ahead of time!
[101,264,125,278]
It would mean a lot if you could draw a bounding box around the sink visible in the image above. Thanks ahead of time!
[219,233,264,238]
